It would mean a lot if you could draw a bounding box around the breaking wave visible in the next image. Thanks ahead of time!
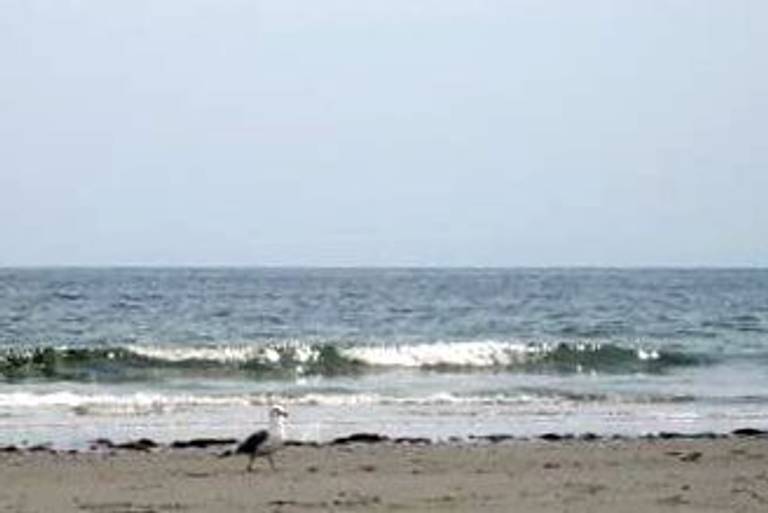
[0,340,706,382]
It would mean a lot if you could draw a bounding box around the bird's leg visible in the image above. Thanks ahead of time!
[247,454,255,473]
[267,454,276,471]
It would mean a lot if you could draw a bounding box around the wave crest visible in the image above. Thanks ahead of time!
[0,340,704,381]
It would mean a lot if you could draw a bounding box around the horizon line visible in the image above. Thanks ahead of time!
[1,264,766,271]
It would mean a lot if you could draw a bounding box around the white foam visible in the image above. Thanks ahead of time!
[123,343,317,364]
[637,348,660,361]
[0,389,544,417]
[342,340,536,368]
[123,340,546,370]
[0,391,250,410]
[125,344,261,363]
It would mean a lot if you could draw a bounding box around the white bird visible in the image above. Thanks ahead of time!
[234,404,288,472]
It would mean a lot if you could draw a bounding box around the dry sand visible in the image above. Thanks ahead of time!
[2,438,768,512]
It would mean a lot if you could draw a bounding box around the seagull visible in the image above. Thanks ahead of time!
[235,404,288,472]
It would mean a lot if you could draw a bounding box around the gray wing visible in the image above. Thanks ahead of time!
[235,430,269,454]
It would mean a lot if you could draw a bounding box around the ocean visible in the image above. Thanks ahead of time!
[1,268,767,448]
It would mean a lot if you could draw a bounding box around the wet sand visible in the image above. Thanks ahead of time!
[2,437,768,512]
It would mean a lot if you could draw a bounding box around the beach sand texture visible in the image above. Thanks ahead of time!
[2,438,767,512]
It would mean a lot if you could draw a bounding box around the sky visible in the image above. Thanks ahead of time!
[1,0,766,267]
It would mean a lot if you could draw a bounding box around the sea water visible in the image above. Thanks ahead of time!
[1,268,767,448]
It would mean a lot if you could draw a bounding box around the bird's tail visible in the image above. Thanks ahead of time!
[218,449,234,458]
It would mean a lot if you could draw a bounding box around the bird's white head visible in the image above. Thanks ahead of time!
[268,404,288,440]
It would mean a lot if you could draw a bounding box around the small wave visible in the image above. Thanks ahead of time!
[52,290,84,301]
[0,387,702,418]
[0,390,495,416]
[0,340,706,382]
[0,391,253,416]
[515,386,695,405]
[0,390,467,415]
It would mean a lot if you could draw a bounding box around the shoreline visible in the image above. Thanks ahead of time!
[3,427,767,455]
[2,433,768,512]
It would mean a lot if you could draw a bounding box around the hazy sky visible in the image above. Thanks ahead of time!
[1,1,766,267]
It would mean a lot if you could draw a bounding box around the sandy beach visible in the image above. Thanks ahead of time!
[2,436,768,512]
